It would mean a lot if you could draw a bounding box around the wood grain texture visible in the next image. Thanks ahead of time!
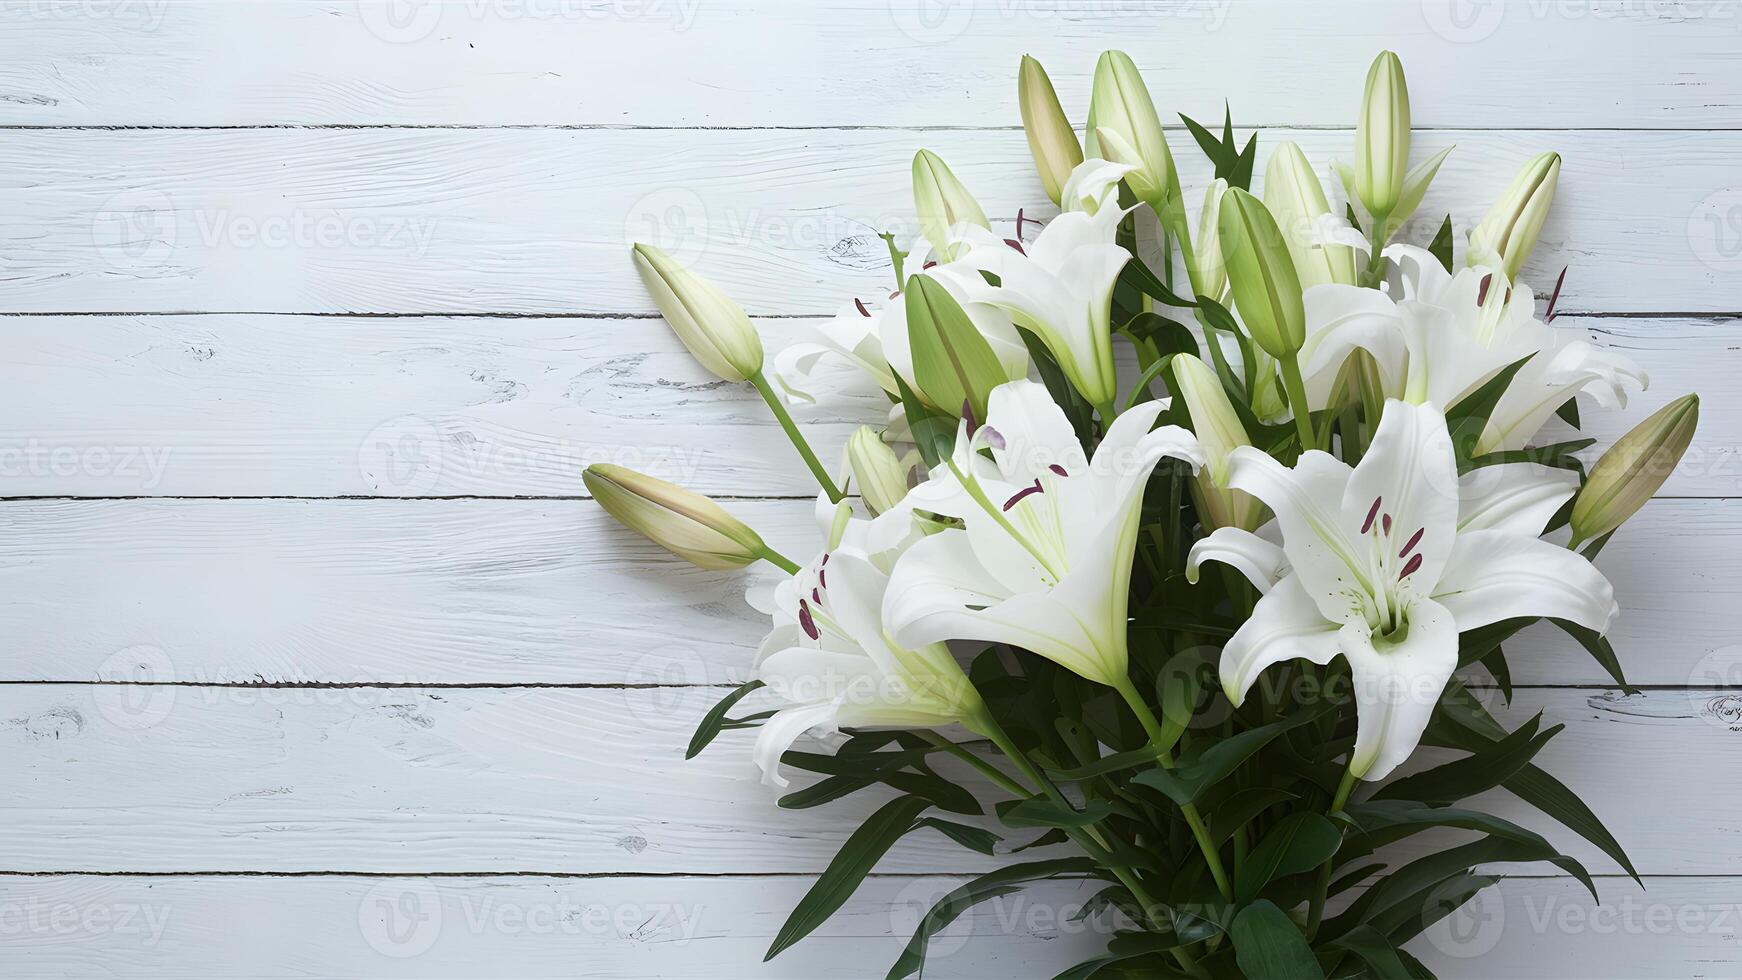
[0,873,1732,979]
[0,314,1731,498]
[4,127,1738,315]
[1,497,1730,688]
[1,683,1738,877]
[2,1,1739,129]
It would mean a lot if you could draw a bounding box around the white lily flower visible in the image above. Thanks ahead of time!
[1298,245,1647,449]
[883,381,1204,689]
[1188,400,1617,781]
[925,159,1134,411]
[752,545,988,788]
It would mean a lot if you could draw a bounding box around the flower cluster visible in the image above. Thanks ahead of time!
[595,50,1698,980]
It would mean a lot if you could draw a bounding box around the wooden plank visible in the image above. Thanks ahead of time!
[2,1,1739,129]
[0,872,1728,978]
[0,497,1730,688]
[1,127,1734,316]
[0,314,1730,498]
[0,684,1732,876]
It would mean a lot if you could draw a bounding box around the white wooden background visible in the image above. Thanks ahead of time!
[1,1,1739,976]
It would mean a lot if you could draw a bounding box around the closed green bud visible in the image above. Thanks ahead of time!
[1018,55,1084,207]
[632,243,763,382]
[912,149,988,255]
[1190,179,1231,300]
[1173,354,1262,531]
[1469,151,1561,282]
[1264,141,1357,288]
[1218,189,1306,359]
[584,464,768,570]
[1086,50,1175,207]
[1571,394,1699,545]
[1354,51,1411,218]
[845,426,910,516]
[904,274,1009,421]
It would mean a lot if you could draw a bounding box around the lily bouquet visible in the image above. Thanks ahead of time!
[589,51,1699,979]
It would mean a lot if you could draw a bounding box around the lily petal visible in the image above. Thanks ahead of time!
[1458,462,1580,535]
[752,699,842,788]
[1344,399,1461,590]
[1188,526,1290,594]
[1341,596,1459,781]
[1226,446,1365,620]
[1220,573,1342,706]
[1433,530,1618,634]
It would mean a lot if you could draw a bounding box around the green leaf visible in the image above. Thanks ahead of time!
[1338,799,1595,900]
[1462,437,1595,474]
[1480,644,1514,704]
[767,795,934,960]
[1046,747,1157,781]
[1331,837,1578,939]
[1552,618,1637,694]
[1386,873,1502,945]
[1329,924,1413,980]
[1456,617,1534,668]
[1376,713,1560,805]
[1157,652,1211,755]
[686,680,764,759]
[1557,396,1582,428]
[777,748,983,815]
[997,797,1113,830]
[885,858,1101,980]
[1445,353,1534,458]
[1179,112,1233,174]
[905,273,1009,424]
[1427,215,1455,273]
[913,817,1001,856]
[1118,256,1199,308]
[892,371,956,469]
[1017,326,1096,444]
[1133,701,1336,806]
[1209,787,1299,845]
[1229,900,1326,980]
[1235,812,1342,903]
[1231,132,1259,191]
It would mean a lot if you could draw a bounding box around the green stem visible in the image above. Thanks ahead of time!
[1358,212,1393,289]
[919,730,1031,798]
[753,546,802,575]
[750,371,845,503]
[1279,353,1318,455]
[1095,399,1120,426]
[1307,763,1361,938]
[1113,678,1234,903]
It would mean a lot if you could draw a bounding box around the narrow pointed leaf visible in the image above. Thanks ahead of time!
[766,796,933,960]
[885,858,1101,980]
[686,680,764,759]
[1230,900,1326,980]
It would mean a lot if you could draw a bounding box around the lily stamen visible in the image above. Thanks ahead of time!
[1003,480,1045,512]
[1362,496,1383,533]
[798,600,820,641]
[1399,528,1424,558]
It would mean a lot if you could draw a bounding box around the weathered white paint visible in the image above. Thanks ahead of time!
[2,1,1738,129]
[1,683,1736,878]
[2,128,1737,315]
[0,498,1730,688]
[0,314,1730,497]
[2,2,1734,975]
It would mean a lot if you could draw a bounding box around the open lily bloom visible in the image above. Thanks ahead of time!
[927,160,1134,410]
[751,545,986,788]
[1189,399,1617,781]
[1298,240,1647,449]
[883,381,1203,688]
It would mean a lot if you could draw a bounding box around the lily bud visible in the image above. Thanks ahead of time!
[1086,50,1176,207]
[1018,55,1084,207]
[1354,51,1411,218]
[1218,189,1306,359]
[912,149,988,255]
[904,273,1009,421]
[1173,354,1262,531]
[1571,394,1699,544]
[845,426,910,516]
[1189,179,1230,300]
[1264,141,1357,288]
[1469,151,1561,282]
[584,464,770,571]
[632,243,764,383]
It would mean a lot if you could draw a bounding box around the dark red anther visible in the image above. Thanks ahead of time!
[817,566,827,589]
[1004,238,1027,254]
[1399,553,1424,580]
[1362,497,1383,534]
[1049,464,1069,477]
[1477,274,1494,306]
[1016,207,1032,243]
[854,297,871,317]
[1545,266,1569,322]
[811,587,821,605]
[1003,479,1045,512]
[820,552,829,565]
[922,260,938,270]
[798,600,820,640]
[1399,527,1425,559]
[1382,514,1393,535]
